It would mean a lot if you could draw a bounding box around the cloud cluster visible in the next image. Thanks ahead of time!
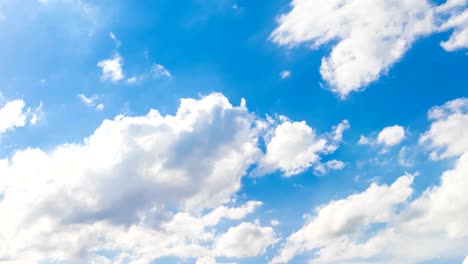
[272,0,467,97]
[272,97,468,263]
[0,93,343,263]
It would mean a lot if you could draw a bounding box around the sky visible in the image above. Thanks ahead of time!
[0,0,467,264]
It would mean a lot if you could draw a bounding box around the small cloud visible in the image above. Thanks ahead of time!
[270,219,280,226]
[29,102,44,125]
[152,64,171,79]
[232,3,239,9]
[95,103,104,111]
[40,79,47,84]
[78,94,104,111]
[358,135,371,145]
[109,32,121,48]
[97,54,124,82]
[280,70,291,79]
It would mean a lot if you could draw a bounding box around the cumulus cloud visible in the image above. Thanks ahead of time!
[0,98,41,135]
[214,222,277,258]
[0,92,345,263]
[97,54,124,82]
[253,119,349,176]
[272,98,468,264]
[377,125,405,146]
[271,0,467,97]
[420,98,468,159]
[271,174,414,264]
[438,1,468,51]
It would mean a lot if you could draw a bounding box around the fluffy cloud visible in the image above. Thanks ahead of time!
[214,222,277,258]
[1,92,346,263]
[254,119,349,176]
[438,1,468,51]
[0,98,41,135]
[272,98,468,264]
[420,98,468,159]
[97,54,124,82]
[271,0,467,97]
[271,174,414,264]
[377,125,405,146]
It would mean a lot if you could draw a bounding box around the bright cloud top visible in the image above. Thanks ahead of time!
[271,0,467,97]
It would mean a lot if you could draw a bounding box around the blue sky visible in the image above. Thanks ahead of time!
[0,0,467,264]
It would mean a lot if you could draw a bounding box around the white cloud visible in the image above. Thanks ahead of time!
[270,219,280,226]
[272,98,468,264]
[78,94,104,111]
[0,100,27,134]
[314,159,346,175]
[464,256,468,264]
[438,1,468,51]
[358,135,371,145]
[214,222,277,258]
[377,125,405,146]
[0,99,40,134]
[152,63,172,79]
[97,54,124,82]
[271,0,467,97]
[253,119,349,177]
[0,93,268,263]
[0,92,352,263]
[420,98,468,159]
[280,70,291,79]
[271,174,414,264]
[109,32,121,48]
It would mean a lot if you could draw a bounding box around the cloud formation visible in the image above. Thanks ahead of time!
[272,98,468,263]
[0,93,341,263]
[272,0,467,97]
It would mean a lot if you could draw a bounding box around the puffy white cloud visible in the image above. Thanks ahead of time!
[254,119,349,176]
[272,98,468,264]
[0,100,27,134]
[464,256,468,264]
[271,0,435,97]
[0,98,41,135]
[438,1,468,51]
[271,0,467,97]
[202,201,263,226]
[420,98,468,159]
[0,93,269,263]
[214,222,277,258]
[271,174,414,264]
[2,92,357,263]
[377,125,405,146]
[97,54,124,82]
